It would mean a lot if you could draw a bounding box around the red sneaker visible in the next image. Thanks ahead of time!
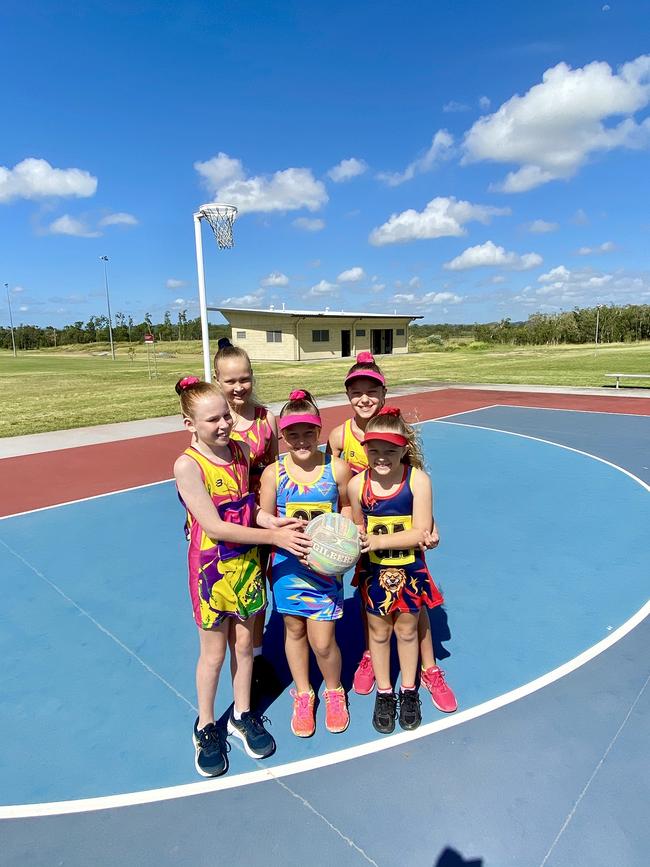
[324,686,350,733]
[420,665,458,713]
[353,651,375,695]
[290,688,316,737]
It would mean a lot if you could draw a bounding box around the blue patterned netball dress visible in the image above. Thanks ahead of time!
[270,453,344,621]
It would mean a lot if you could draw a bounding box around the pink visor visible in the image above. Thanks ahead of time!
[362,431,408,447]
[278,413,322,431]
[344,368,386,387]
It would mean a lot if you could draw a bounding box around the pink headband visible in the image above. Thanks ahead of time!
[344,353,386,387]
[363,431,407,447]
[279,414,322,431]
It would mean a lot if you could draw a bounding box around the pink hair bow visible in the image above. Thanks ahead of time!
[356,351,375,364]
[289,389,307,400]
[179,376,201,390]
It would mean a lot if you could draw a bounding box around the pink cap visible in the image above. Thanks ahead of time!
[278,413,322,431]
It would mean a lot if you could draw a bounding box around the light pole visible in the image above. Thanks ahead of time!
[4,283,17,357]
[99,256,116,361]
[594,304,602,356]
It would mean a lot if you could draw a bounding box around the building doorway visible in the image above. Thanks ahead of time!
[371,328,394,355]
[341,329,351,357]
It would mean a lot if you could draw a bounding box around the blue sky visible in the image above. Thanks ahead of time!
[1,0,649,327]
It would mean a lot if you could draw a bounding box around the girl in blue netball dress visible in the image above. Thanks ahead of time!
[260,390,352,737]
[349,407,445,734]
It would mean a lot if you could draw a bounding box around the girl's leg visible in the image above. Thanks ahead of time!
[306,620,342,690]
[252,610,265,653]
[367,613,394,691]
[228,618,255,714]
[283,615,311,693]
[418,607,437,669]
[393,612,420,689]
[361,604,370,651]
[196,624,229,729]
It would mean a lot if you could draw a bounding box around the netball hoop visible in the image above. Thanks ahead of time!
[193,203,238,382]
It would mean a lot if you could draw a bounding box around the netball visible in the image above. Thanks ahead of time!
[305,512,361,576]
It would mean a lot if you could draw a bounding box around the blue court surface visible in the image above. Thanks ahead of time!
[1,407,649,866]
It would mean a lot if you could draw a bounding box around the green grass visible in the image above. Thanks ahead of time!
[1,340,649,437]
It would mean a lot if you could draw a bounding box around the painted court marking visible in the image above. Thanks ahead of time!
[1,413,648,819]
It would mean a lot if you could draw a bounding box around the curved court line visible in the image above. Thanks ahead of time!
[1,601,648,819]
[1,417,647,819]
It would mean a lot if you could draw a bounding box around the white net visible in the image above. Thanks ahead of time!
[201,204,237,249]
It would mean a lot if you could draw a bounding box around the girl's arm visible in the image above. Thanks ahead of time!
[326,423,344,457]
[367,468,431,553]
[347,473,369,552]
[174,456,310,557]
[265,409,280,463]
[332,456,352,520]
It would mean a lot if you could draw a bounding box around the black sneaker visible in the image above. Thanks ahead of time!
[193,718,228,777]
[227,709,276,759]
[398,688,422,731]
[251,655,282,707]
[372,691,398,734]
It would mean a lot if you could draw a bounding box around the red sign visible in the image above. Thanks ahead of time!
[144,334,155,344]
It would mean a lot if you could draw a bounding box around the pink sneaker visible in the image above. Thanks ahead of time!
[324,686,350,733]
[290,688,316,737]
[420,665,458,713]
[353,651,375,695]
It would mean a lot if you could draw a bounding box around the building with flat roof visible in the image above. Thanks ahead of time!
[212,306,422,361]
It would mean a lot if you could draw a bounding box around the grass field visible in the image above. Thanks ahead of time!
[1,340,649,437]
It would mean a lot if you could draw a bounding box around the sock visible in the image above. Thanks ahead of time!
[377,686,393,694]
[401,685,416,692]
[233,707,249,720]
[253,647,263,658]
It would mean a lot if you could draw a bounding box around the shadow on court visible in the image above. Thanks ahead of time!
[434,847,483,866]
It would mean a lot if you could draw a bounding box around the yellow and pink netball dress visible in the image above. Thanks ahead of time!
[179,442,265,630]
[341,418,368,475]
[230,406,275,494]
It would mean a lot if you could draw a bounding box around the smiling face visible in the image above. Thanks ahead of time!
[364,437,407,477]
[216,356,253,410]
[185,393,233,448]
[282,423,320,458]
[346,377,386,422]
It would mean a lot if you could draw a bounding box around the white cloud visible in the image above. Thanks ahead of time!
[528,219,559,233]
[12,285,26,293]
[479,96,491,111]
[463,55,650,191]
[166,278,186,289]
[99,212,138,227]
[572,208,589,225]
[327,157,368,182]
[539,265,571,284]
[48,215,101,238]
[443,100,470,113]
[194,152,328,214]
[376,130,454,186]
[531,264,650,306]
[394,290,463,308]
[261,271,289,287]
[393,293,416,303]
[369,196,510,246]
[221,289,265,307]
[19,305,29,312]
[576,241,616,255]
[337,266,365,283]
[0,158,97,203]
[308,279,338,297]
[408,276,421,288]
[444,240,542,271]
[293,217,325,231]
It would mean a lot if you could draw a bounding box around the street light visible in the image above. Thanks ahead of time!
[4,283,17,357]
[99,256,116,361]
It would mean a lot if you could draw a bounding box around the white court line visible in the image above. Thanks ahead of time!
[1,601,647,819]
[468,402,650,418]
[1,419,648,819]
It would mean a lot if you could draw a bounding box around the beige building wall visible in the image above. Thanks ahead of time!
[221,312,411,360]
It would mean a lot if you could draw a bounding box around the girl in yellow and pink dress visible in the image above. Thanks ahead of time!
[173,376,310,777]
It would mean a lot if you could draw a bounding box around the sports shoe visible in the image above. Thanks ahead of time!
[251,654,282,708]
[193,718,228,777]
[290,688,316,737]
[398,688,422,731]
[420,665,458,713]
[353,651,375,695]
[372,691,397,734]
[323,686,350,733]
[227,709,275,759]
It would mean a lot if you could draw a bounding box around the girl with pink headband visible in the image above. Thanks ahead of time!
[260,389,353,738]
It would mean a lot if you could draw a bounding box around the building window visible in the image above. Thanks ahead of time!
[396,328,405,336]
[266,330,282,343]
[312,329,330,342]
[236,331,246,339]
[355,329,366,337]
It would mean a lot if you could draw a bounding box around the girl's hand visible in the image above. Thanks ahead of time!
[358,529,370,554]
[420,525,440,551]
[272,526,312,559]
[270,515,305,530]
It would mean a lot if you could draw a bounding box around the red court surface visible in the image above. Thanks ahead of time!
[1,387,649,517]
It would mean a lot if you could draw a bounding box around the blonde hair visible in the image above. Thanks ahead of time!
[175,377,223,419]
[213,337,253,379]
[365,409,424,470]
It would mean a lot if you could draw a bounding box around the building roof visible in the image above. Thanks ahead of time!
[211,306,423,320]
